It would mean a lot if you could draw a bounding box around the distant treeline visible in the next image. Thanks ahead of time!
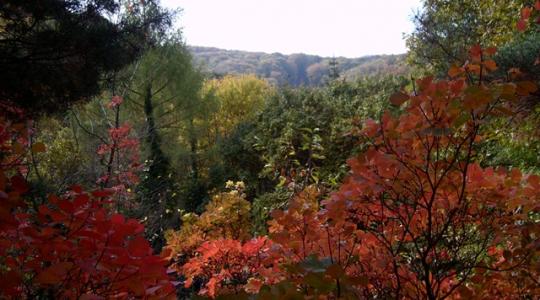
[189,46,408,86]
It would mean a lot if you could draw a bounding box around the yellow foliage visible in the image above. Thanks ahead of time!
[203,74,273,136]
[165,181,252,257]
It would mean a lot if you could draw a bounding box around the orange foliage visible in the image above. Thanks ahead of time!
[182,237,278,298]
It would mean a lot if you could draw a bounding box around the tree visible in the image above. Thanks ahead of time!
[406,0,526,75]
[126,42,202,249]
[203,74,272,138]
[328,57,340,81]
[0,0,173,115]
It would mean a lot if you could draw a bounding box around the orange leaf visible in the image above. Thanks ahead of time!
[12,142,24,155]
[483,60,497,72]
[484,47,497,56]
[465,64,481,75]
[469,44,482,59]
[516,81,538,96]
[448,66,463,78]
[521,7,532,19]
[31,142,46,153]
[207,277,218,298]
[245,278,264,293]
[494,106,515,116]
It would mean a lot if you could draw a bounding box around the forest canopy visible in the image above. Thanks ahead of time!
[1,0,540,299]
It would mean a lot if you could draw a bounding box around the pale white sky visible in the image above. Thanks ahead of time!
[161,0,422,58]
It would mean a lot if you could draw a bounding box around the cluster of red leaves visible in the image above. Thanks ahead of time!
[181,237,277,298]
[267,186,369,297]
[323,47,539,298]
[96,96,141,206]
[517,1,540,31]
[0,117,174,299]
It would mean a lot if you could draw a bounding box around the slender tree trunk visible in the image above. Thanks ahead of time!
[188,117,199,182]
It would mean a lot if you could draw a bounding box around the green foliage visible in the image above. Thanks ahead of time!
[251,187,292,235]
[479,112,540,173]
[253,75,408,190]
[495,30,540,79]
[127,42,205,248]
[406,0,526,75]
[32,118,89,193]
[211,121,271,198]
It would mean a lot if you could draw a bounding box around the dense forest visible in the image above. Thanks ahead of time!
[190,46,408,86]
[1,0,540,299]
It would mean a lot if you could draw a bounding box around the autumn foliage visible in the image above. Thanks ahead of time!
[2,3,540,300]
[96,96,141,208]
[165,41,540,299]
[0,106,174,299]
[181,237,277,298]
[165,181,252,258]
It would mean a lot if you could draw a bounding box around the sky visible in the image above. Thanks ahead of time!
[161,0,423,58]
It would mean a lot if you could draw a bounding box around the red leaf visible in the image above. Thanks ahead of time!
[92,189,114,198]
[108,95,124,108]
[35,262,74,285]
[73,194,89,208]
[58,200,74,214]
[111,213,125,225]
[80,294,104,300]
[71,185,83,194]
[389,91,409,106]
[469,44,482,59]
[128,236,151,257]
[521,7,532,19]
[517,19,527,31]
[10,175,28,194]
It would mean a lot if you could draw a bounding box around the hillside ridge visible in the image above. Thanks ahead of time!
[189,46,408,86]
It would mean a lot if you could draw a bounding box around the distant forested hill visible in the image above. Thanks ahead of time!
[189,46,409,86]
